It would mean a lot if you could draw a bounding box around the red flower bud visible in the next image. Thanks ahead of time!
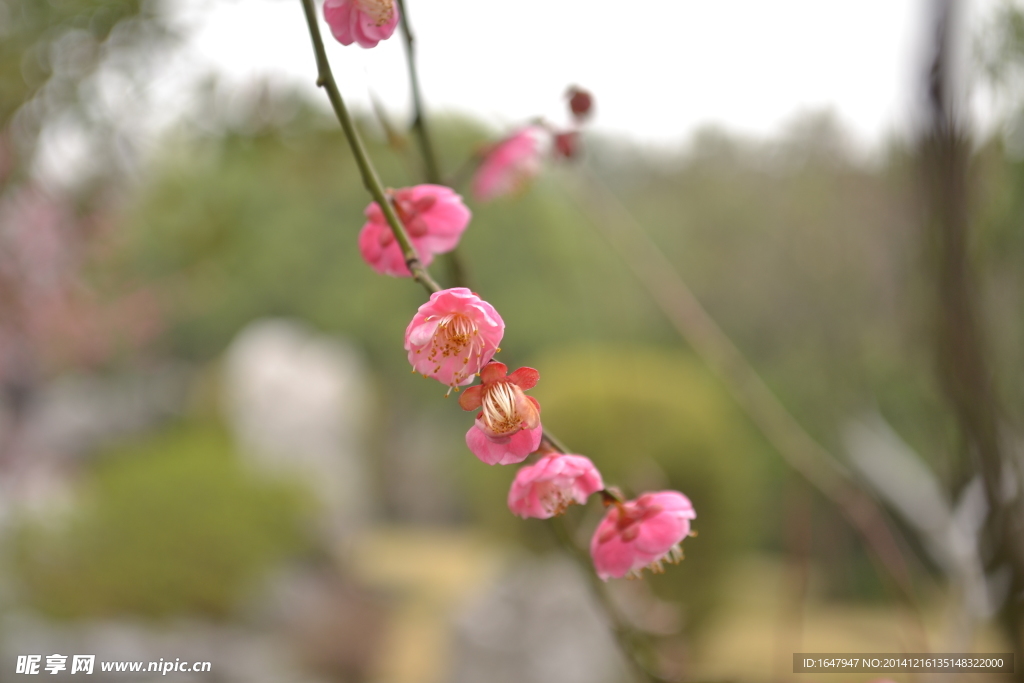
[566,86,594,122]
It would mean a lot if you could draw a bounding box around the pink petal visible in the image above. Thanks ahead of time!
[480,361,508,385]
[508,366,539,390]
[406,318,440,347]
[466,425,512,465]
[358,221,412,276]
[633,513,688,556]
[465,422,541,466]
[458,384,483,411]
[503,422,543,461]
[591,531,640,581]
[324,0,357,45]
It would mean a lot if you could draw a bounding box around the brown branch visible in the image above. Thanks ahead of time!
[563,170,928,648]
[298,0,440,294]
[922,0,1024,664]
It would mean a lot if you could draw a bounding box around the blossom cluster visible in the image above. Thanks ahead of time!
[403,288,696,580]
[326,6,696,576]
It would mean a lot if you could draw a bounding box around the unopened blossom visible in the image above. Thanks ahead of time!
[358,185,470,277]
[323,0,399,49]
[566,86,594,122]
[459,362,542,465]
[472,127,547,202]
[590,491,696,581]
[405,288,503,391]
[508,453,603,519]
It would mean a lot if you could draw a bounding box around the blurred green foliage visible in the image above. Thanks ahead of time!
[0,0,169,143]
[78,83,1024,614]
[9,423,314,620]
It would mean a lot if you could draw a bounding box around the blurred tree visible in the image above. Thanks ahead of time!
[0,0,171,167]
[0,0,174,468]
[107,84,1024,613]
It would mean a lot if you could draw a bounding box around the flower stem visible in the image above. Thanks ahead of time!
[298,4,660,677]
[395,0,440,185]
[298,0,440,295]
[394,0,469,289]
[540,430,570,454]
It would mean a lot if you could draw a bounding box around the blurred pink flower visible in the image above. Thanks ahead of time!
[590,491,696,580]
[472,127,547,202]
[459,361,542,465]
[0,184,162,372]
[405,288,503,390]
[358,184,470,277]
[508,453,603,519]
[323,0,399,49]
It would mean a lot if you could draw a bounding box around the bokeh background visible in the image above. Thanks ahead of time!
[0,0,1023,681]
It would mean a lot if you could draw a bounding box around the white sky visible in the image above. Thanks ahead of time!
[33,0,1014,186]
[156,0,1008,147]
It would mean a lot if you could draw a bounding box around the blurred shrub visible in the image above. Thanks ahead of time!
[458,343,775,627]
[9,424,314,620]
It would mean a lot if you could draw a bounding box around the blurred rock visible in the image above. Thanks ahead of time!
[383,410,463,523]
[450,556,627,683]
[222,319,373,542]
[16,365,190,461]
[0,365,190,526]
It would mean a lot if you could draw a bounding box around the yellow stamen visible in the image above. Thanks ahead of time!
[355,0,394,26]
[481,382,522,435]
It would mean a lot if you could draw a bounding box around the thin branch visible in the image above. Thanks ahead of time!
[368,88,409,152]
[395,0,441,184]
[923,0,1024,661]
[299,0,577,464]
[395,0,469,289]
[298,0,440,294]
[563,169,928,647]
[299,5,667,678]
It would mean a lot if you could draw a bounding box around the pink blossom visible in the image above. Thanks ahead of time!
[358,185,470,277]
[508,453,603,519]
[323,0,399,49]
[405,288,503,390]
[459,362,542,465]
[590,491,696,580]
[472,127,547,202]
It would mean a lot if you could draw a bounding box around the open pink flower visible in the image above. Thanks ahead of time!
[590,491,696,580]
[508,453,603,519]
[405,288,503,391]
[459,362,542,465]
[472,127,547,202]
[358,185,470,277]
[323,0,399,49]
